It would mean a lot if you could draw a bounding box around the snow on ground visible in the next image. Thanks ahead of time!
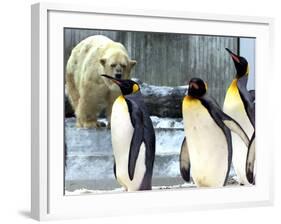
[65,182,195,196]
[64,180,242,196]
[65,187,125,196]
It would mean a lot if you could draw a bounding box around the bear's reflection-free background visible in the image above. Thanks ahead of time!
[64,28,255,194]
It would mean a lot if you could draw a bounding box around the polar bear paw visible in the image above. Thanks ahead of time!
[76,120,106,129]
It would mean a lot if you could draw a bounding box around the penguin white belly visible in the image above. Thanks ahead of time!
[224,90,254,185]
[183,99,228,187]
[111,97,146,191]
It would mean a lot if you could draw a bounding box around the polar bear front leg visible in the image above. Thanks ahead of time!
[75,85,101,129]
[106,90,121,129]
[76,101,99,128]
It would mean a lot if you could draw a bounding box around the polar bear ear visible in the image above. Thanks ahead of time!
[100,58,106,66]
[130,60,137,68]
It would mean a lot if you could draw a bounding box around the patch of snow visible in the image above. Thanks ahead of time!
[152,182,195,190]
[65,187,125,196]
[65,183,195,196]
[132,78,188,97]
[151,116,183,129]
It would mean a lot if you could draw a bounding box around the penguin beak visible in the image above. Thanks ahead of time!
[101,74,122,86]
[225,48,240,64]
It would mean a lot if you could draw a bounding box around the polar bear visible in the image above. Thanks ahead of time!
[66,35,137,128]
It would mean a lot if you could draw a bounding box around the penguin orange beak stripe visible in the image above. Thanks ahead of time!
[190,82,199,89]
[230,54,240,63]
[225,48,240,63]
[101,74,122,85]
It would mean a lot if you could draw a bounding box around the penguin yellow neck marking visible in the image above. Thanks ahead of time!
[112,95,129,116]
[115,95,128,110]
[224,79,244,112]
[227,79,239,95]
[183,96,201,108]
[117,95,125,101]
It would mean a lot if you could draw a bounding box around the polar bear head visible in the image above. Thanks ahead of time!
[100,46,136,89]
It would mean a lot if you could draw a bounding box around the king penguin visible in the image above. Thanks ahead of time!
[101,75,155,191]
[181,78,249,187]
[223,48,255,185]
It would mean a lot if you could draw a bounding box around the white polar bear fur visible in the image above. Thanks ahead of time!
[65,35,136,128]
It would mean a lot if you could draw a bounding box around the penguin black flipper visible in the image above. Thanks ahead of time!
[139,95,156,190]
[201,96,250,147]
[200,96,250,185]
[113,158,117,180]
[200,96,234,185]
[237,75,255,127]
[246,132,255,184]
[179,137,191,182]
[125,98,144,181]
[249,90,255,103]
[200,96,233,185]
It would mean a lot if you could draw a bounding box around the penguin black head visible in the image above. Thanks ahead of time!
[225,48,249,78]
[101,75,140,95]
[187,78,207,98]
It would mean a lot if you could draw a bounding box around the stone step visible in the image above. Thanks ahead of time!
[65,154,180,180]
[65,117,185,156]
[65,117,238,191]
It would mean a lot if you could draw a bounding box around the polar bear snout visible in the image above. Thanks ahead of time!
[115,64,123,73]
[113,64,124,79]
[115,73,122,79]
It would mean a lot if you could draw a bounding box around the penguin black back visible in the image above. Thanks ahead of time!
[225,48,255,127]
[125,92,155,188]
[182,78,249,187]
[224,49,255,185]
[102,75,155,191]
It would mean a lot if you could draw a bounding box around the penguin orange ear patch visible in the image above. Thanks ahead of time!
[246,65,250,75]
[204,82,208,90]
[132,83,139,93]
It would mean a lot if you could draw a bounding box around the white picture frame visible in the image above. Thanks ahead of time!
[31,2,274,221]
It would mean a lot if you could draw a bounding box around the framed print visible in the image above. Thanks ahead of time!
[31,2,274,221]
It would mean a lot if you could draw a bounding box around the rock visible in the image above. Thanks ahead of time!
[64,117,185,181]
[134,79,187,118]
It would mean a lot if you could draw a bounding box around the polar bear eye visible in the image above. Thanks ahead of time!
[121,64,126,68]
[111,64,117,68]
